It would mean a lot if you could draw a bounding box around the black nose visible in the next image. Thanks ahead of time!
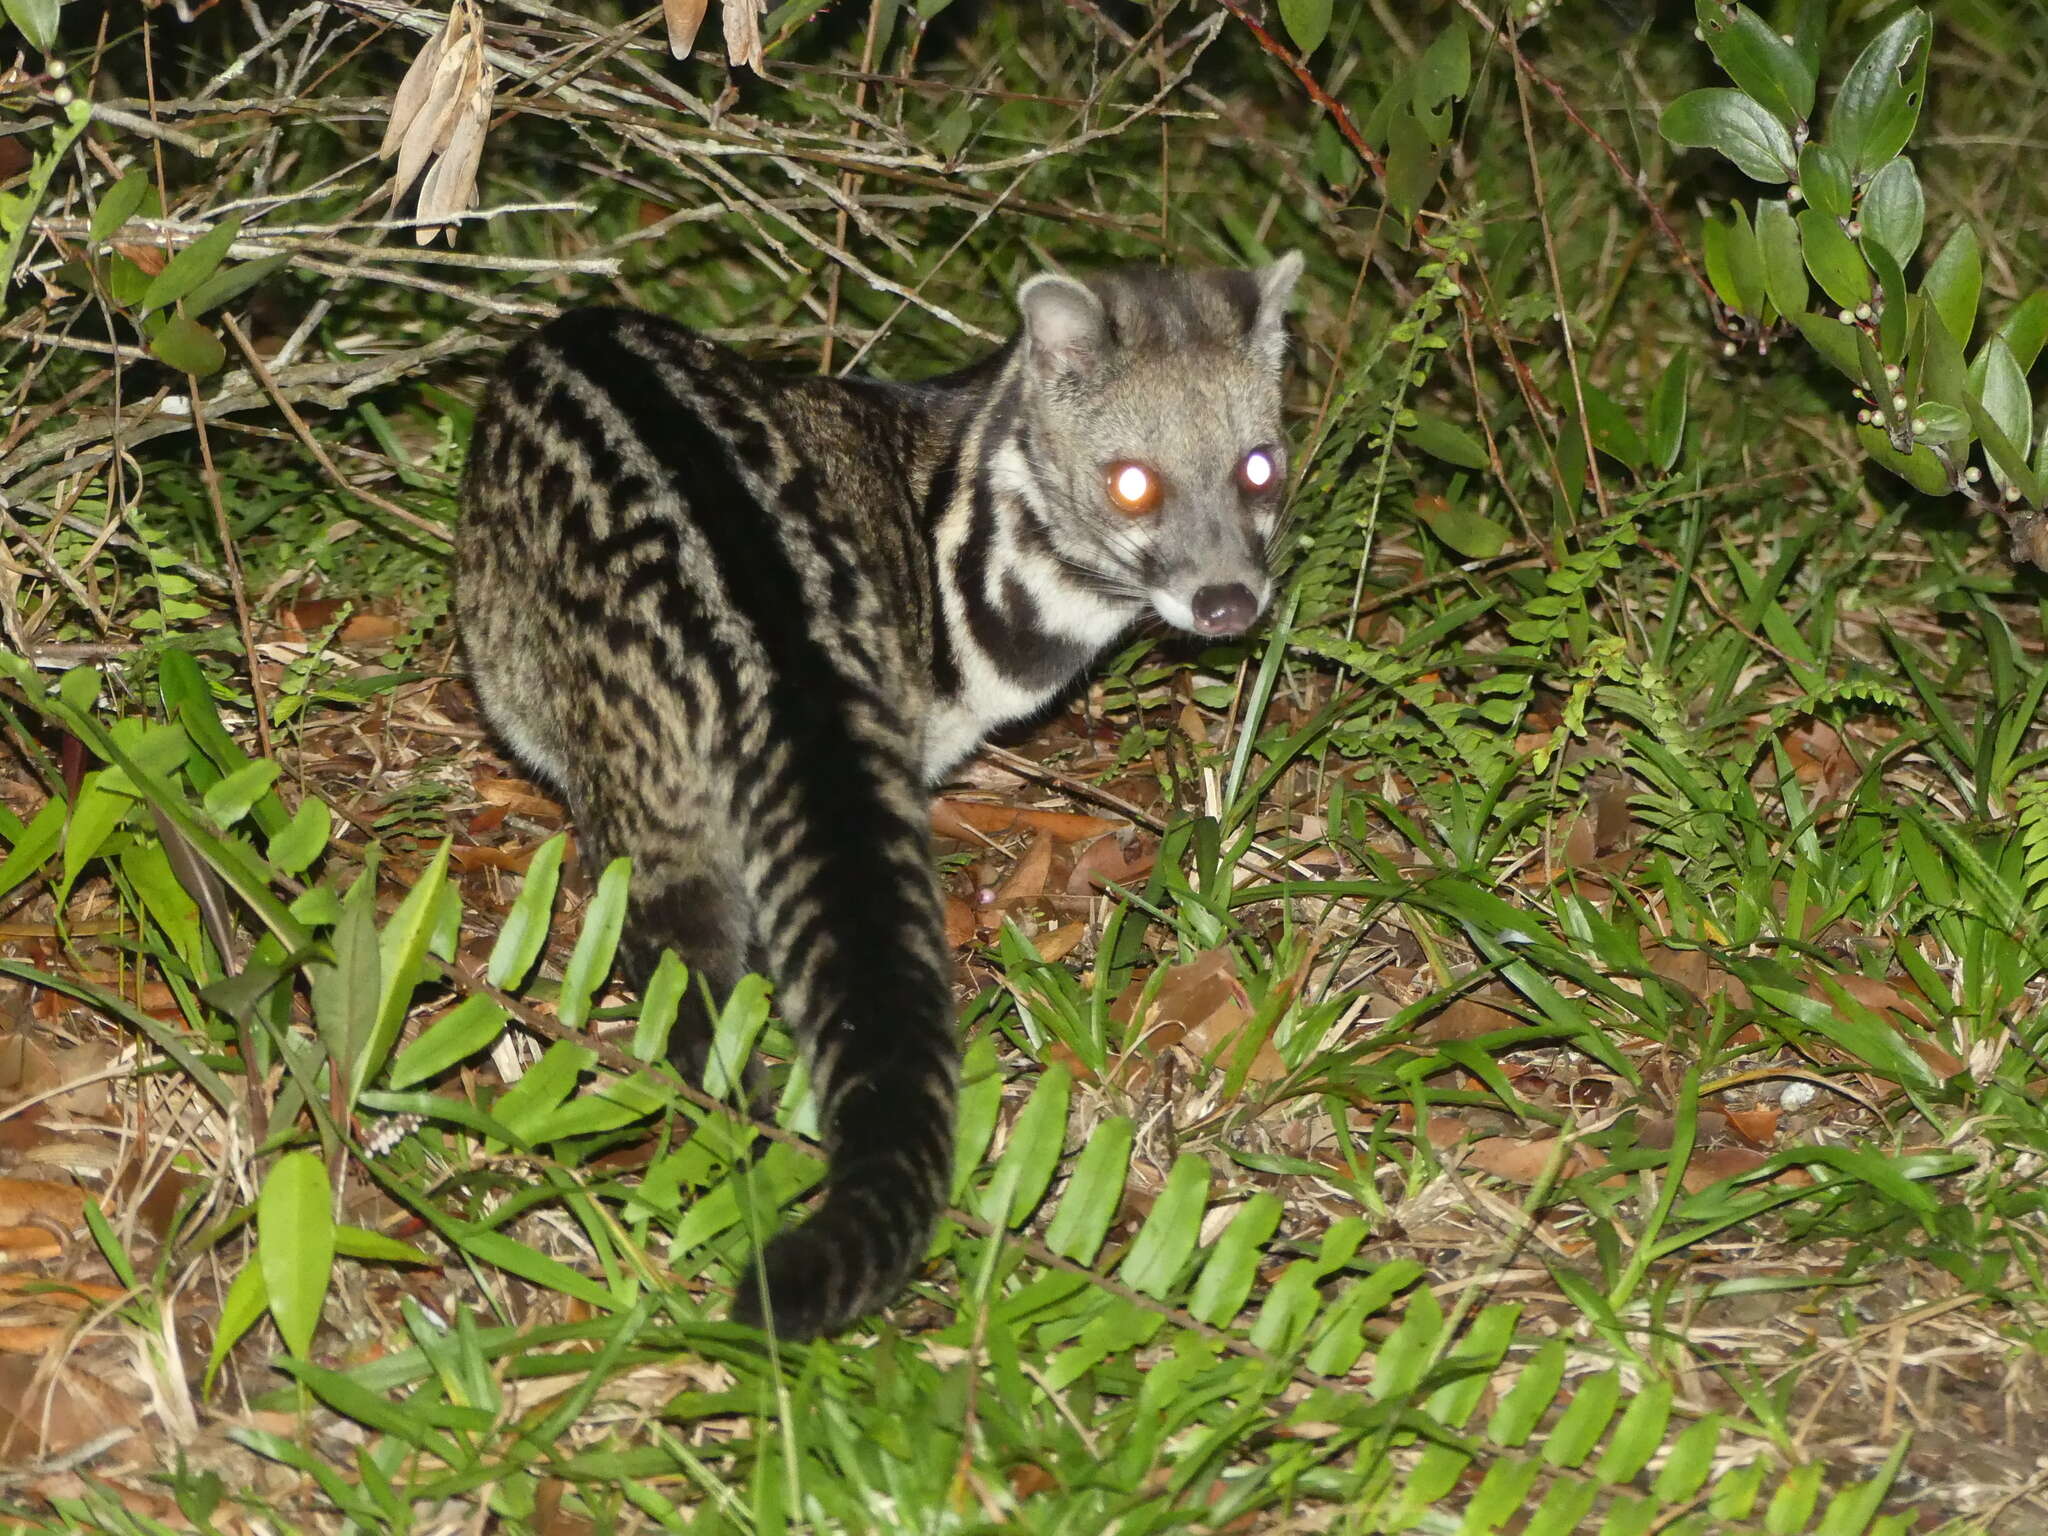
[1190,583,1259,636]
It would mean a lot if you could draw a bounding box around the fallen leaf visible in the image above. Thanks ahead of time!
[0,1178,85,1226]
[932,799,1119,844]
[473,776,564,819]
[1034,922,1086,963]
[340,613,403,645]
[663,0,710,56]
[943,895,976,949]
[1065,835,1156,895]
[991,831,1052,912]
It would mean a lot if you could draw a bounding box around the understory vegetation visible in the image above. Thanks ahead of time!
[1,0,2046,1531]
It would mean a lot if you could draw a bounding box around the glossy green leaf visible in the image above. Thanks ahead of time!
[311,871,381,1088]
[204,1259,268,1395]
[557,856,630,1030]
[266,796,331,878]
[1856,425,1949,497]
[1922,224,1982,350]
[149,314,226,377]
[1828,9,1930,177]
[1187,1193,1282,1325]
[486,833,566,990]
[0,799,66,902]
[333,1225,432,1266]
[88,169,153,245]
[1403,410,1489,469]
[1382,107,1440,222]
[1911,402,1970,446]
[1693,0,1813,125]
[1595,1378,1672,1483]
[1653,1414,1724,1502]
[360,838,452,1101]
[1646,348,1690,472]
[60,770,131,906]
[1413,22,1469,112]
[979,1065,1069,1228]
[1541,1366,1620,1467]
[387,994,507,1090]
[1417,497,1509,559]
[277,1359,457,1458]
[702,971,771,1104]
[1792,311,1863,382]
[1861,237,1907,362]
[1795,142,1851,219]
[629,949,687,1063]
[258,1151,335,1359]
[1117,1152,1208,1297]
[1796,209,1870,310]
[201,759,281,830]
[1858,156,1923,266]
[140,217,243,313]
[448,1225,614,1309]
[1276,0,1330,55]
[1701,206,1765,318]
[1753,200,1807,323]
[1490,1343,1564,1449]
[1992,289,2048,377]
[2,0,60,53]
[1579,383,1645,468]
[1919,301,1971,412]
[492,1039,594,1145]
[1659,88,1794,183]
[184,253,291,320]
[1975,338,2032,498]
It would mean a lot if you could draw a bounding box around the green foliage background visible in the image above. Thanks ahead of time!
[1,1,2046,1532]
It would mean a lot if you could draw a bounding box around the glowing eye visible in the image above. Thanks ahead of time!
[1106,461,1161,515]
[1238,447,1280,492]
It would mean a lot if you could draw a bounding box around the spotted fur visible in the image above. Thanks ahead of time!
[455,255,1301,1338]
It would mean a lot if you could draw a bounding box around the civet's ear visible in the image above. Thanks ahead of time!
[1244,250,1303,367]
[1018,272,1107,380]
[1255,249,1305,330]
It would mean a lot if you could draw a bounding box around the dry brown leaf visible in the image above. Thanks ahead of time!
[0,1324,72,1354]
[0,1227,62,1261]
[1723,1105,1779,1146]
[415,63,495,245]
[992,831,1053,912]
[1065,835,1156,895]
[340,612,403,645]
[109,241,167,275]
[0,1275,125,1308]
[1414,993,1520,1043]
[380,11,450,157]
[932,799,1118,844]
[0,1354,142,1460]
[474,776,564,819]
[722,0,764,70]
[663,0,710,57]
[1464,1136,1609,1185]
[450,843,541,874]
[943,895,976,949]
[1034,922,1086,963]
[0,1178,85,1227]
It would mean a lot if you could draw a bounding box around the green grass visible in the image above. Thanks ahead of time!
[2,1,2047,1531]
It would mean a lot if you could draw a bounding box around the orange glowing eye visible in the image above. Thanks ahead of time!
[1105,461,1162,515]
[1238,447,1281,493]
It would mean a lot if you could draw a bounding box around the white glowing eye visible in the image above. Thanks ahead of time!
[1240,449,1277,490]
[1106,461,1160,514]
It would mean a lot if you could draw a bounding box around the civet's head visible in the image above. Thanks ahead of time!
[1010,253,1301,638]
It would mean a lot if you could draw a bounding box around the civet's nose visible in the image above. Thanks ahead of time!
[1190,582,1259,636]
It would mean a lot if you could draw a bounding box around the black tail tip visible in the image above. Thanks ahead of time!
[728,1200,936,1341]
